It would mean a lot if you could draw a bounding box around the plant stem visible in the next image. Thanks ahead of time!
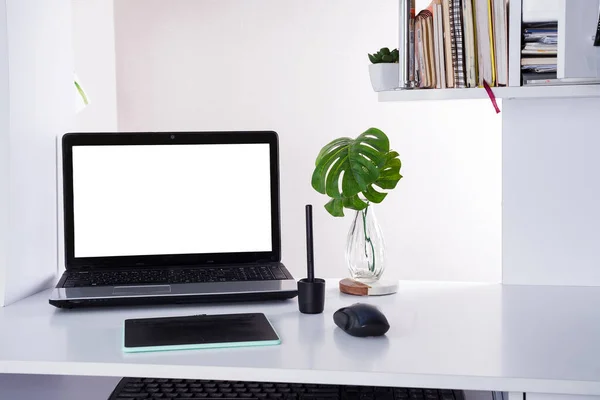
[362,204,376,273]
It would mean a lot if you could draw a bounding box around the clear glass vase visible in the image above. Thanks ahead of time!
[345,203,386,282]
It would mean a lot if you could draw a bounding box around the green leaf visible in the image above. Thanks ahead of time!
[74,81,89,105]
[363,185,387,203]
[324,157,346,199]
[312,129,401,216]
[375,177,401,190]
[381,54,393,62]
[380,47,390,55]
[385,150,400,161]
[311,138,352,194]
[343,195,368,211]
[312,129,389,200]
[368,54,378,63]
[357,127,390,153]
[372,150,402,190]
[371,52,383,64]
[324,198,344,217]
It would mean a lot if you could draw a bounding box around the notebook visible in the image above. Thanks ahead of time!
[451,0,466,88]
[492,0,508,86]
[474,0,496,86]
[416,9,436,88]
[433,0,446,88]
[415,12,426,87]
[521,57,557,66]
[462,0,478,87]
[442,0,455,88]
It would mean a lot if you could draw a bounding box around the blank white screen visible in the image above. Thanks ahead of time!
[72,143,273,258]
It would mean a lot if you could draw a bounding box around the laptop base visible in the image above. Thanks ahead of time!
[49,289,298,309]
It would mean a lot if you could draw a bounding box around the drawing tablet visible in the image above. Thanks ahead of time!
[123,312,280,353]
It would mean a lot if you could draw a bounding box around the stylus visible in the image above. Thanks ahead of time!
[305,205,315,283]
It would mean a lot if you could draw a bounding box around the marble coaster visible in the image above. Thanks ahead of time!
[339,278,398,296]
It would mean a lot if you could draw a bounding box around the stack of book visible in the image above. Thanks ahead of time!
[413,0,508,89]
[521,22,558,85]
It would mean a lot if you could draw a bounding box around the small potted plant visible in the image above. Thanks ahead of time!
[311,128,403,282]
[368,48,400,92]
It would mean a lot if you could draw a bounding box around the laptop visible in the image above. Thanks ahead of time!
[49,131,298,308]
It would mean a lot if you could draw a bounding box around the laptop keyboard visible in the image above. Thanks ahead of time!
[109,378,466,400]
[63,266,287,288]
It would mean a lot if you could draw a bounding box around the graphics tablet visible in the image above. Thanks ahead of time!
[123,312,280,353]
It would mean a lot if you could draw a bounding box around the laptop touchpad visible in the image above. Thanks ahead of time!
[113,285,172,295]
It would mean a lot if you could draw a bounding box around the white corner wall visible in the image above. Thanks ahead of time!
[503,98,600,286]
[0,0,9,306]
[0,0,74,306]
[72,0,118,132]
[113,0,502,283]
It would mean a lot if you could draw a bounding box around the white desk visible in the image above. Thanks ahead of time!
[1,280,600,398]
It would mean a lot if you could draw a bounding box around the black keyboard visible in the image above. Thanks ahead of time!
[108,378,465,400]
[64,265,288,288]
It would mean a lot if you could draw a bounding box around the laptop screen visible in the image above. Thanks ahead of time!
[70,142,273,259]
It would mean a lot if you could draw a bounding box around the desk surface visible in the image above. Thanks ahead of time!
[1,280,600,396]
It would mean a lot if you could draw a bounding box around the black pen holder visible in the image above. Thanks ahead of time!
[298,278,326,314]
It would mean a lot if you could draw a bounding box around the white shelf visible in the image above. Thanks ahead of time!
[378,84,600,102]
[0,374,119,400]
[0,373,499,400]
[2,281,600,395]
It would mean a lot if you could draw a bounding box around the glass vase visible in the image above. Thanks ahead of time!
[345,203,386,282]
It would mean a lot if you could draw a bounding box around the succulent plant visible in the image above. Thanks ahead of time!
[368,47,400,64]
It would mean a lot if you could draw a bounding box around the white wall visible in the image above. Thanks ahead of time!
[57,0,119,275]
[113,0,502,283]
[503,98,600,286]
[0,0,74,306]
[72,0,118,132]
[0,0,9,306]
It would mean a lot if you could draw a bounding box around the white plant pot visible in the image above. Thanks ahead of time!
[368,63,399,92]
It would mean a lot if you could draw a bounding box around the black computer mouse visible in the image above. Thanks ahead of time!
[333,303,390,337]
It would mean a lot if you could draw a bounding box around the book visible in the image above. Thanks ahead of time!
[433,0,446,88]
[451,0,466,88]
[522,72,557,85]
[523,75,600,86]
[416,9,436,88]
[409,3,416,84]
[492,0,508,86]
[486,0,496,86]
[522,65,557,73]
[523,42,557,50]
[424,11,437,87]
[415,14,425,86]
[473,0,495,86]
[521,57,557,66]
[521,49,558,56]
[462,0,478,87]
[442,0,455,88]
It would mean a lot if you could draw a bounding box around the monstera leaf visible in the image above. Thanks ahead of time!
[311,128,402,217]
